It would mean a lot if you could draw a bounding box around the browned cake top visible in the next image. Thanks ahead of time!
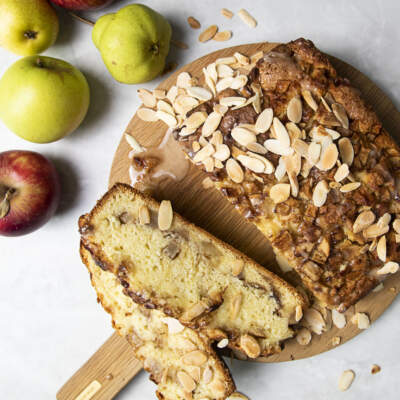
[170,38,400,311]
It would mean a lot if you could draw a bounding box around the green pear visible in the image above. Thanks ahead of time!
[0,56,90,143]
[92,4,172,84]
[0,0,59,56]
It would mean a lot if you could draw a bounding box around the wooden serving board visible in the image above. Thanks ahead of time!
[58,42,400,400]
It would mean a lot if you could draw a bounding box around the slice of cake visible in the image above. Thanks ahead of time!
[79,183,305,358]
[81,245,235,400]
[169,38,400,311]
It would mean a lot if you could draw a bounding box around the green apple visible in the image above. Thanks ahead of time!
[92,4,172,84]
[0,56,90,143]
[0,0,59,56]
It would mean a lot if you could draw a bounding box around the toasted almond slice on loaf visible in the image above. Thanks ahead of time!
[81,246,235,400]
[79,184,305,357]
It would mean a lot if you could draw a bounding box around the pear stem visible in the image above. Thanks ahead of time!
[68,12,95,26]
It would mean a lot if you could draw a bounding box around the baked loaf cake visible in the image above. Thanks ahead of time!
[170,38,400,312]
[81,245,235,400]
[79,183,305,358]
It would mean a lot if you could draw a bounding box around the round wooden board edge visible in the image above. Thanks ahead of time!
[109,41,400,363]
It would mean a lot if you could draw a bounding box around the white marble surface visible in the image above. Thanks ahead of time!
[1,0,400,398]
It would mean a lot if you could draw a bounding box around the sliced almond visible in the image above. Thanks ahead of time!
[193,143,215,163]
[321,96,332,112]
[166,85,178,103]
[179,126,197,137]
[287,96,302,123]
[339,370,355,391]
[226,158,244,183]
[138,205,150,225]
[331,336,341,346]
[237,155,265,173]
[206,62,218,82]
[216,77,234,92]
[237,9,257,28]
[156,110,177,127]
[217,64,234,78]
[313,180,329,207]
[332,103,349,129]
[332,309,346,329]
[231,75,248,90]
[363,222,389,239]
[157,99,175,115]
[192,141,200,152]
[198,25,218,42]
[292,138,309,158]
[377,261,399,275]
[308,142,321,165]
[250,50,264,64]
[213,30,232,41]
[202,177,214,189]
[240,334,260,358]
[378,213,391,227]
[356,312,370,329]
[232,259,244,276]
[187,16,201,29]
[217,338,229,348]
[248,152,274,174]
[255,108,273,133]
[230,293,242,320]
[231,127,256,146]
[186,86,212,101]
[210,130,223,146]
[338,137,354,166]
[295,305,303,322]
[177,72,193,88]
[158,200,173,231]
[270,183,291,204]
[334,163,349,182]
[302,90,318,111]
[221,8,234,18]
[203,157,214,172]
[317,143,338,171]
[137,89,156,108]
[296,328,311,345]
[264,139,292,156]
[393,219,400,233]
[353,210,375,233]
[185,111,207,130]
[137,107,158,122]
[213,144,230,161]
[202,366,213,384]
[173,95,199,115]
[125,134,144,153]
[160,317,185,333]
[177,371,196,392]
[152,89,166,99]
[202,112,222,137]
[234,52,250,65]
[246,142,268,154]
[182,350,208,366]
[304,308,326,334]
[181,301,207,322]
[340,182,361,193]
[220,96,246,107]
[214,104,228,115]
[377,235,386,262]
[273,117,290,147]
[325,128,341,140]
[215,56,237,65]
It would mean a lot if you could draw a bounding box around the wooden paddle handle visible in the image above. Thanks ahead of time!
[57,333,142,400]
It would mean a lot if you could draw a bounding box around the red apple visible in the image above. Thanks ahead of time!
[0,150,60,236]
[50,0,114,10]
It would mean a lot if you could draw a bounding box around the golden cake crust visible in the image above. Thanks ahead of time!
[172,38,400,311]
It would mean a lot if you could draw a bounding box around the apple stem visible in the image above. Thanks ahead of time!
[69,12,95,26]
[0,187,15,220]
